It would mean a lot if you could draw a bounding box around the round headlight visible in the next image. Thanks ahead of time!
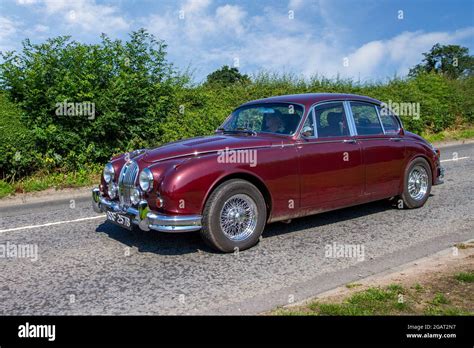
[139,168,154,192]
[130,187,141,205]
[103,163,115,183]
[108,183,118,199]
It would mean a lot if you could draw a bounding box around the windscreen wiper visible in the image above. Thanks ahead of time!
[216,127,257,136]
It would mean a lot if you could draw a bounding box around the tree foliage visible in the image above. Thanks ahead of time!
[205,65,250,86]
[0,29,181,172]
[409,43,474,79]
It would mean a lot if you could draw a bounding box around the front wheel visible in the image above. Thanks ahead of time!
[400,157,432,209]
[200,179,267,252]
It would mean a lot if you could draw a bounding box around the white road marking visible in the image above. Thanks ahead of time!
[0,215,105,234]
[440,156,470,163]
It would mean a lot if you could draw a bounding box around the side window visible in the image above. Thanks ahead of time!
[377,106,400,134]
[301,113,315,137]
[350,102,384,135]
[314,102,350,138]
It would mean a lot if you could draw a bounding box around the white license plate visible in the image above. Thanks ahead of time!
[106,211,132,230]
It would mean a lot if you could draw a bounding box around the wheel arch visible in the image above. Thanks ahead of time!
[203,172,272,221]
[407,154,434,176]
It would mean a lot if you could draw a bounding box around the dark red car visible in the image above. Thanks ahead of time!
[92,93,444,252]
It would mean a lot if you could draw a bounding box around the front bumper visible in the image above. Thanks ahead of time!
[434,165,445,186]
[92,188,202,233]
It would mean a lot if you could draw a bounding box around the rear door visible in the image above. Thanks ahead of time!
[297,101,364,209]
[348,101,405,197]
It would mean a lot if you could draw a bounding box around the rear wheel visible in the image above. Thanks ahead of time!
[400,157,432,209]
[201,179,266,252]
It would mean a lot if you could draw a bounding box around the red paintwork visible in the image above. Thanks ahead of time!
[101,93,442,223]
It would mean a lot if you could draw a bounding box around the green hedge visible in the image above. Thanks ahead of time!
[0,93,38,178]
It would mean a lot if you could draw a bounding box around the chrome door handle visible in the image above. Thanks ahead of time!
[389,138,402,142]
[343,139,357,144]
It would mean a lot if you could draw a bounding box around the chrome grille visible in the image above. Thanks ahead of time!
[118,160,139,207]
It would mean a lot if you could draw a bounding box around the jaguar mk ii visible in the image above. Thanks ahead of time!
[92,93,444,252]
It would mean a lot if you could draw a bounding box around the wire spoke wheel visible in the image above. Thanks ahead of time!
[408,165,429,201]
[219,194,258,241]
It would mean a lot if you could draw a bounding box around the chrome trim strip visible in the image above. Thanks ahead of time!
[145,143,300,164]
[343,100,357,136]
[295,139,357,146]
[374,104,386,134]
[312,108,318,138]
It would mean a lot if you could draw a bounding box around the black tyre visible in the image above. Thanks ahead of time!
[400,157,432,209]
[200,179,266,252]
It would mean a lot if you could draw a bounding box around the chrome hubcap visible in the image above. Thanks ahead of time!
[408,165,429,201]
[220,194,258,241]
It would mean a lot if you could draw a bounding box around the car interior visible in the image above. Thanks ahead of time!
[261,110,300,134]
[315,106,350,137]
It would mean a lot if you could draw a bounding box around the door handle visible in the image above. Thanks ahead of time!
[389,138,402,142]
[343,139,357,144]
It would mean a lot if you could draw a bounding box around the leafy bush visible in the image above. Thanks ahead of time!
[0,92,37,179]
[0,29,183,171]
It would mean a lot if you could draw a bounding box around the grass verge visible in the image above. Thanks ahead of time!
[0,166,101,199]
[272,269,474,316]
[422,126,474,144]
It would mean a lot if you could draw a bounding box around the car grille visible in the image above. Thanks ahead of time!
[118,160,139,207]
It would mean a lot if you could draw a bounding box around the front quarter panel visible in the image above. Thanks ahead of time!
[403,135,440,186]
[158,144,300,221]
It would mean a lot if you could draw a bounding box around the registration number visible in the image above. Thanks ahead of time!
[106,211,132,230]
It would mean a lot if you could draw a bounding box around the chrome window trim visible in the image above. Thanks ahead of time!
[343,101,357,136]
[348,100,385,136]
[374,104,386,134]
[312,108,319,138]
[299,100,353,139]
[299,107,318,139]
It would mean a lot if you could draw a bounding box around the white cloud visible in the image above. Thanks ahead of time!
[0,16,20,53]
[16,0,130,33]
[34,24,49,33]
[215,5,246,36]
[0,16,17,38]
[145,0,247,43]
[288,0,304,10]
[16,0,40,5]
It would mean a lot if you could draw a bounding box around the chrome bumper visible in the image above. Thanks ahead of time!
[92,188,202,233]
[434,165,445,186]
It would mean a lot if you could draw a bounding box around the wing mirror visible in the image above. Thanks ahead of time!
[301,126,314,138]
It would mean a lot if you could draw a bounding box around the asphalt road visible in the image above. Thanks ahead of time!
[0,143,473,315]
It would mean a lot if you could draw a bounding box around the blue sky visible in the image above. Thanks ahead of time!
[1,0,473,82]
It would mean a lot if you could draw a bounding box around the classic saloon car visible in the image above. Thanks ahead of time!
[92,93,444,252]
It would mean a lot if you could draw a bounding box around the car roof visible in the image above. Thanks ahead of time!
[239,93,381,108]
